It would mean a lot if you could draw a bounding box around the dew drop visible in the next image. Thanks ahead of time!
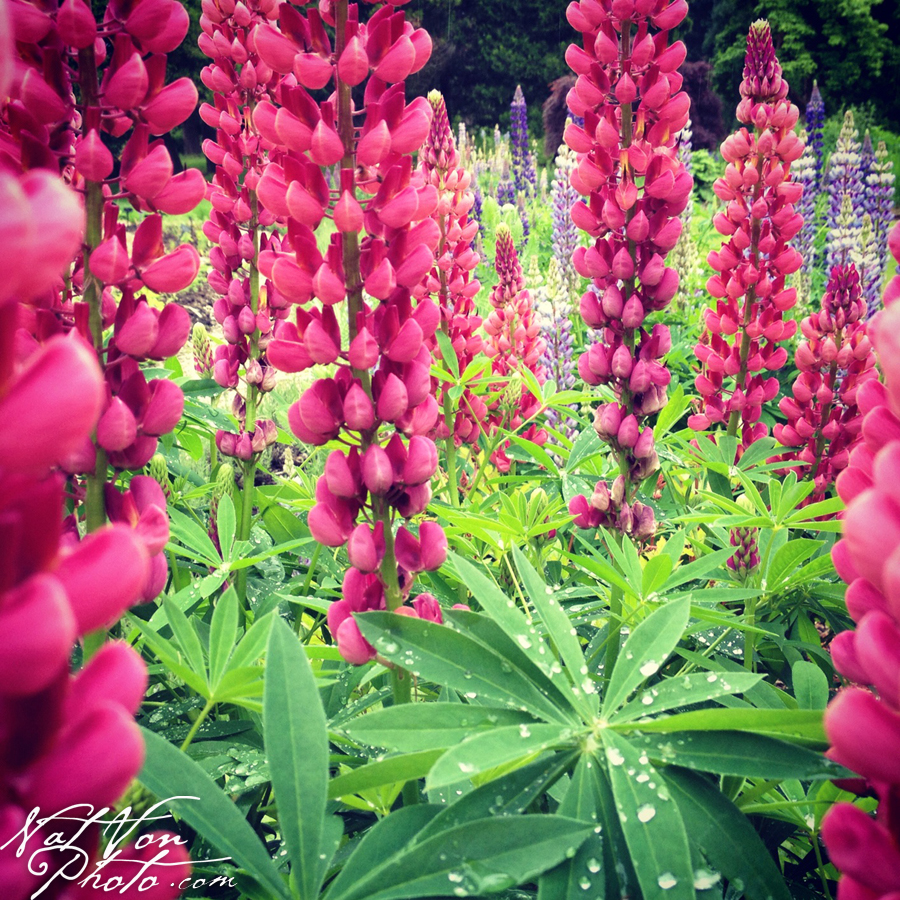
[587,858,601,874]
[640,660,659,677]
[706,673,717,683]
[448,872,464,884]
[637,804,656,823]
[579,877,592,891]
[516,635,533,650]
[658,873,678,890]
[693,869,721,890]
[641,694,654,705]
[606,747,625,766]
[519,724,532,738]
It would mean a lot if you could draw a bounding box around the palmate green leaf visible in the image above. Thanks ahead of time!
[613,671,763,723]
[663,767,791,900]
[356,611,572,724]
[628,730,843,779]
[570,546,634,597]
[427,723,579,790]
[641,555,673,598]
[327,814,595,900]
[344,703,536,752]
[602,597,691,716]
[660,547,733,592]
[601,730,694,900]
[264,620,329,900]
[208,587,239,688]
[328,750,444,799]
[623,707,828,747]
[138,728,289,900]
[512,547,597,716]
[538,754,606,900]
[127,616,209,697]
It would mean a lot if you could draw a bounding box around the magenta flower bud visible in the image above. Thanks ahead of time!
[105,52,149,110]
[376,373,409,422]
[216,429,238,457]
[595,403,622,440]
[633,426,655,459]
[403,435,438,485]
[96,397,138,452]
[308,500,353,548]
[412,593,443,623]
[343,383,376,431]
[418,521,448,570]
[0,575,75,696]
[591,481,611,512]
[55,526,150,634]
[324,449,360,499]
[611,344,633,379]
[349,327,380,369]
[90,237,131,286]
[821,804,900,896]
[149,303,191,359]
[153,168,206,216]
[75,129,114,182]
[124,143,174,200]
[140,244,200,293]
[397,483,432,518]
[141,78,198,135]
[617,414,640,449]
[335,617,376,666]
[361,445,393,495]
[141,379,184,436]
[395,526,423,572]
[347,523,385,573]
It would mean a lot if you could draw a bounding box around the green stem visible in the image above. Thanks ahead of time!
[79,45,109,662]
[180,699,215,752]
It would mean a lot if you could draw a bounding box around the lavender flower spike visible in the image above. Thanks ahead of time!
[537,257,577,442]
[550,138,581,303]
[805,81,825,189]
[510,85,536,198]
[826,110,863,270]
[794,131,818,284]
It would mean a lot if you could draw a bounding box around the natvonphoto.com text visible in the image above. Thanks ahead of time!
[1,797,236,897]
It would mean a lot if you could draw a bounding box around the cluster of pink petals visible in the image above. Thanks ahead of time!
[4,0,201,503]
[247,0,451,663]
[820,224,900,900]
[483,224,547,472]
[0,116,188,896]
[569,475,656,541]
[689,21,804,451]
[727,524,759,576]
[200,0,293,459]
[564,0,691,534]
[417,91,486,445]
[774,265,877,506]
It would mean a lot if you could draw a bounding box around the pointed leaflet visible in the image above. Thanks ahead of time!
[792,660,829,709]
[602,597,690,716]
[264,619,329,900]
[601,729,694,900]
[163,596,208,688]
[139,728,289,900]
[614,671,763,723]
[326,815,595,900]
[628,730,844,779]
[344,703,536,752]
[217,492,236,558]
[512,546,597,716]
[663,767,791,900]
[356,611,571,723]
[449,551,575,703]
[208,586,239,688]
[538,754,606,900]
[328,750,444,800]
[426,723,578,790]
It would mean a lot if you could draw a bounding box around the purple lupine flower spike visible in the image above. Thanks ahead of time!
[551,137,581,304]
[794,131,818,282]
[826,111,863,270]
[510,85,535,198]
[538,257,577,444]
[805,81,825,189]
[865,137,896,318]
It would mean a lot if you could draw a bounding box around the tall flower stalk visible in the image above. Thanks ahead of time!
[255,0,448,756]
[417,90,485,501]
[821,223,900,900]
[826,111,863,271]
[689,21,804,453]
[6,0,204,656]
[550,138,581,304]
[774,264,877,506]
[805,80,825,189]
[565,0,692,520]
[483,224,547,472]
[199,0,286,605]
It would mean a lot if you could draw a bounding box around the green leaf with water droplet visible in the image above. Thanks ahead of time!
[344,703,536,752]
[427,723,580,790]
[662,767,791,900]
[602,730,693,900]
[602,597,691,717]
